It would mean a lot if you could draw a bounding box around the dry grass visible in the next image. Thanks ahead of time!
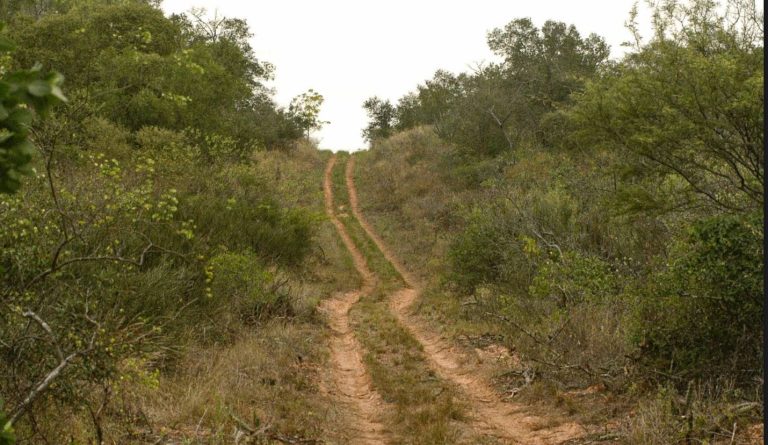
[620,381,763,445]
[133,323,336,444]
[86,147,365,444]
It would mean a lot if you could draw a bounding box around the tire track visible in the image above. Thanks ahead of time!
[318,155,389,445]
[345,156,585,444]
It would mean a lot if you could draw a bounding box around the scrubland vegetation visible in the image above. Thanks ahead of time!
[356,0,763,442]
[0,0,763,443]
[0,1,353,443]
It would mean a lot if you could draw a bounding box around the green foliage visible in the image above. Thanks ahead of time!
[529,251,620,307]
[289,89,328,137]
[181,163,318,266]
[359,4,764,439]
[209,251,292,324]
[0,23,65,193]
[447,203,532,293]
[487,18,609,106]
[9,3,303,150]
[361,96,396,142]
[362,18,609,155]
[632,213,763,377]
[0,3,320,441]
[566,0,763,211]
[0,0,159,21]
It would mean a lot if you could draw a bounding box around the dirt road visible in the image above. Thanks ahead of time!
[318,155,390,445]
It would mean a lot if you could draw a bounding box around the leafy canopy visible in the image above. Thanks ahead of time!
[0,23,65,193]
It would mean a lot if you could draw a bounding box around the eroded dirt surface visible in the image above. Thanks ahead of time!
[345,156,585,444]
[318,156,389,445]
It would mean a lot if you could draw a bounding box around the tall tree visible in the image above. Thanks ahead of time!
[362,96,396,143]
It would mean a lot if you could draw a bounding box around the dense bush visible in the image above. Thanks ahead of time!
[8,2,309,149]
[209,251,292,325]
[529,251,620,307]
[358,0,763,440]
[632,213,763,379]
[0,2,326,442]
[447,203,531,293]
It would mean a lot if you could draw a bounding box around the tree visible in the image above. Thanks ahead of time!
[10,3,301,150]
[363,19,611,156]
[487,18,609,108]
[567,0,763,211]
[361,96,396,143]
[288,89,328,138]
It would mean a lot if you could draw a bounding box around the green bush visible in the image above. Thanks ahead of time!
[529,250,620,307]
[209,251,292,324]
[447,204,530,293]
[181,162,317,266]
[447,185,581,295]
[632,213,763,379]
[0,22,65,193]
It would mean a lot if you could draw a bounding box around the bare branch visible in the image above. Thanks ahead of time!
[10,350,81,424]
[22,311,63,362]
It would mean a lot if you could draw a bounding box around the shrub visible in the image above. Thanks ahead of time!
[529,250,620,307]
[447,184,581,295]
[631,213,763,380]
[208,251,292,325]
[447,203,530,293]
[180,162,318,266]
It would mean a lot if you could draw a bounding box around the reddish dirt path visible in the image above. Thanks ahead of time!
[345,156,585,444]
[318,155,390,445]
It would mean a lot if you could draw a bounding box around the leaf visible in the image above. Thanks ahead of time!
[27,80,52,97]
[14,139,35,158]
[49,85,67,102]
[7,108,33,130]
[0,104,7,120]
[44,71,64,85]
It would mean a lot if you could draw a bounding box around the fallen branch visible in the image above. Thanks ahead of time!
[228,410,322,444]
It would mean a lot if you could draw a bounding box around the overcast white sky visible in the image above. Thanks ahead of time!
[160,1,650,152]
